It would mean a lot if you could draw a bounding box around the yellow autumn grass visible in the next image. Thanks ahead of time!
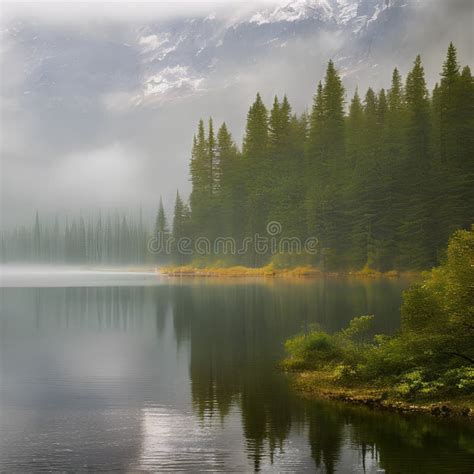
[159,264,420,279]
[160,264,324,278]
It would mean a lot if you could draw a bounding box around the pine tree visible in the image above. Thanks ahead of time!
[457,66,474,224]
[154,197,170,261]
[314,60,346,268]
[215,123,241,242]
[306,81,325,172]
[242,93,269,265]
[172,191,191,264]
[348,88,379,268]
[322,60,345,163]
[398,55,434,269]
[346,89,364,166]
[190,119,212,239]
[384,68,406,264]
[268,95,296,238]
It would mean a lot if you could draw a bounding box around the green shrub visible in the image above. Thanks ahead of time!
[283,228,474,400]
[340,315,374,342]
[442,367,474,394]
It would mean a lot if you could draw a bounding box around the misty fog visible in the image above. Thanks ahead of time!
[1,0,472,227]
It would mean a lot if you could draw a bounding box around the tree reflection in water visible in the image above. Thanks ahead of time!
[2,280,472,472]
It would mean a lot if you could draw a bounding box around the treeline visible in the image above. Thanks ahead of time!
[169,43,473,270]
[1,211,149,264]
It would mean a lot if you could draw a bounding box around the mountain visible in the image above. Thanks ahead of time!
[0,0,425,108]
[133,0,409,105]
[1,0,471,225]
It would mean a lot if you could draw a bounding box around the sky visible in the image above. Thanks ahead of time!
[1,0,473,227]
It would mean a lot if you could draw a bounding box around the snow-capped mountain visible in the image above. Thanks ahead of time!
[130,0,408,105]
[2,0,412,108]
[246,0,392,27]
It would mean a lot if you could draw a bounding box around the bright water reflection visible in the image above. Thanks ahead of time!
[0,276,473,472]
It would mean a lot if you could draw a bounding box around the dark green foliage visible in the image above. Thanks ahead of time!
[183,43,473,270]
[8,44,470,272]
[284,227,474,400]
[154,197,170,263]
[172,190,192,264]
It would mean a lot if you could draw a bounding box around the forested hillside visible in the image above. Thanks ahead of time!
[173,43,473,270]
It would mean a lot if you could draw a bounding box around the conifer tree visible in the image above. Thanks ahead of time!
[190,119,212,239]
[398,54,434,269]
[316,60,346,268]
[216,123,241,240]
[242,93,269,264]
[172,191,191,264]
[322,60,345,163]
[306,81,325,171]
[154,197,169,261]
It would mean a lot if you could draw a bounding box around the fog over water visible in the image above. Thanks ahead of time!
[0,265,162,287]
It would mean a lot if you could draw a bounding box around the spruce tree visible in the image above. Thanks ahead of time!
[216,123,241,242]
[154,197,170,261]
[242,93,269,265]
[172,191,191,264]
[398,55,434,269]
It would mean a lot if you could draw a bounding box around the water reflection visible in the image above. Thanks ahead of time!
[1,279,473,472]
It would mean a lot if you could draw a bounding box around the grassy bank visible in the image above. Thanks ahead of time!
[284,370,473,420]
[281,227,474,420]
[160,264,417,279]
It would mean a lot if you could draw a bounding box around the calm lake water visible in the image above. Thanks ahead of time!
[1,269,473,472]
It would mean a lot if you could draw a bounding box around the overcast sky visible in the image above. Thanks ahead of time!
[1,0,472,227]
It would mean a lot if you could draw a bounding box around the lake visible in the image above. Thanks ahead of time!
[1,269,473,472]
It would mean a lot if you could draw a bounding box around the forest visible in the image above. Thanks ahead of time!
[1,211,149,264]
[170,42,473,271]
[2,43,472,271]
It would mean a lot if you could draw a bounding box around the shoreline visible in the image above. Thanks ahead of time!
[0,264,423,280]
[159,264,423,279]
[287,371,474,421]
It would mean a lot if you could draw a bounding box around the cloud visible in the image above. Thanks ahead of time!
[1,0,472,228]
[53,143,145,207]
[0,1,278,25]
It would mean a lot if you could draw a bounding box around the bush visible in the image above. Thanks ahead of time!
[283,225,474,401]
[442,367,474,394]
[284,331,342,370]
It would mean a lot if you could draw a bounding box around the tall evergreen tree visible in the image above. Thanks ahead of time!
[398,55,434,268]
[215,123,241,241]
[242,93,269,265]
[154,197,170,261]
[172,191,191,264]
[190,119,212,239]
